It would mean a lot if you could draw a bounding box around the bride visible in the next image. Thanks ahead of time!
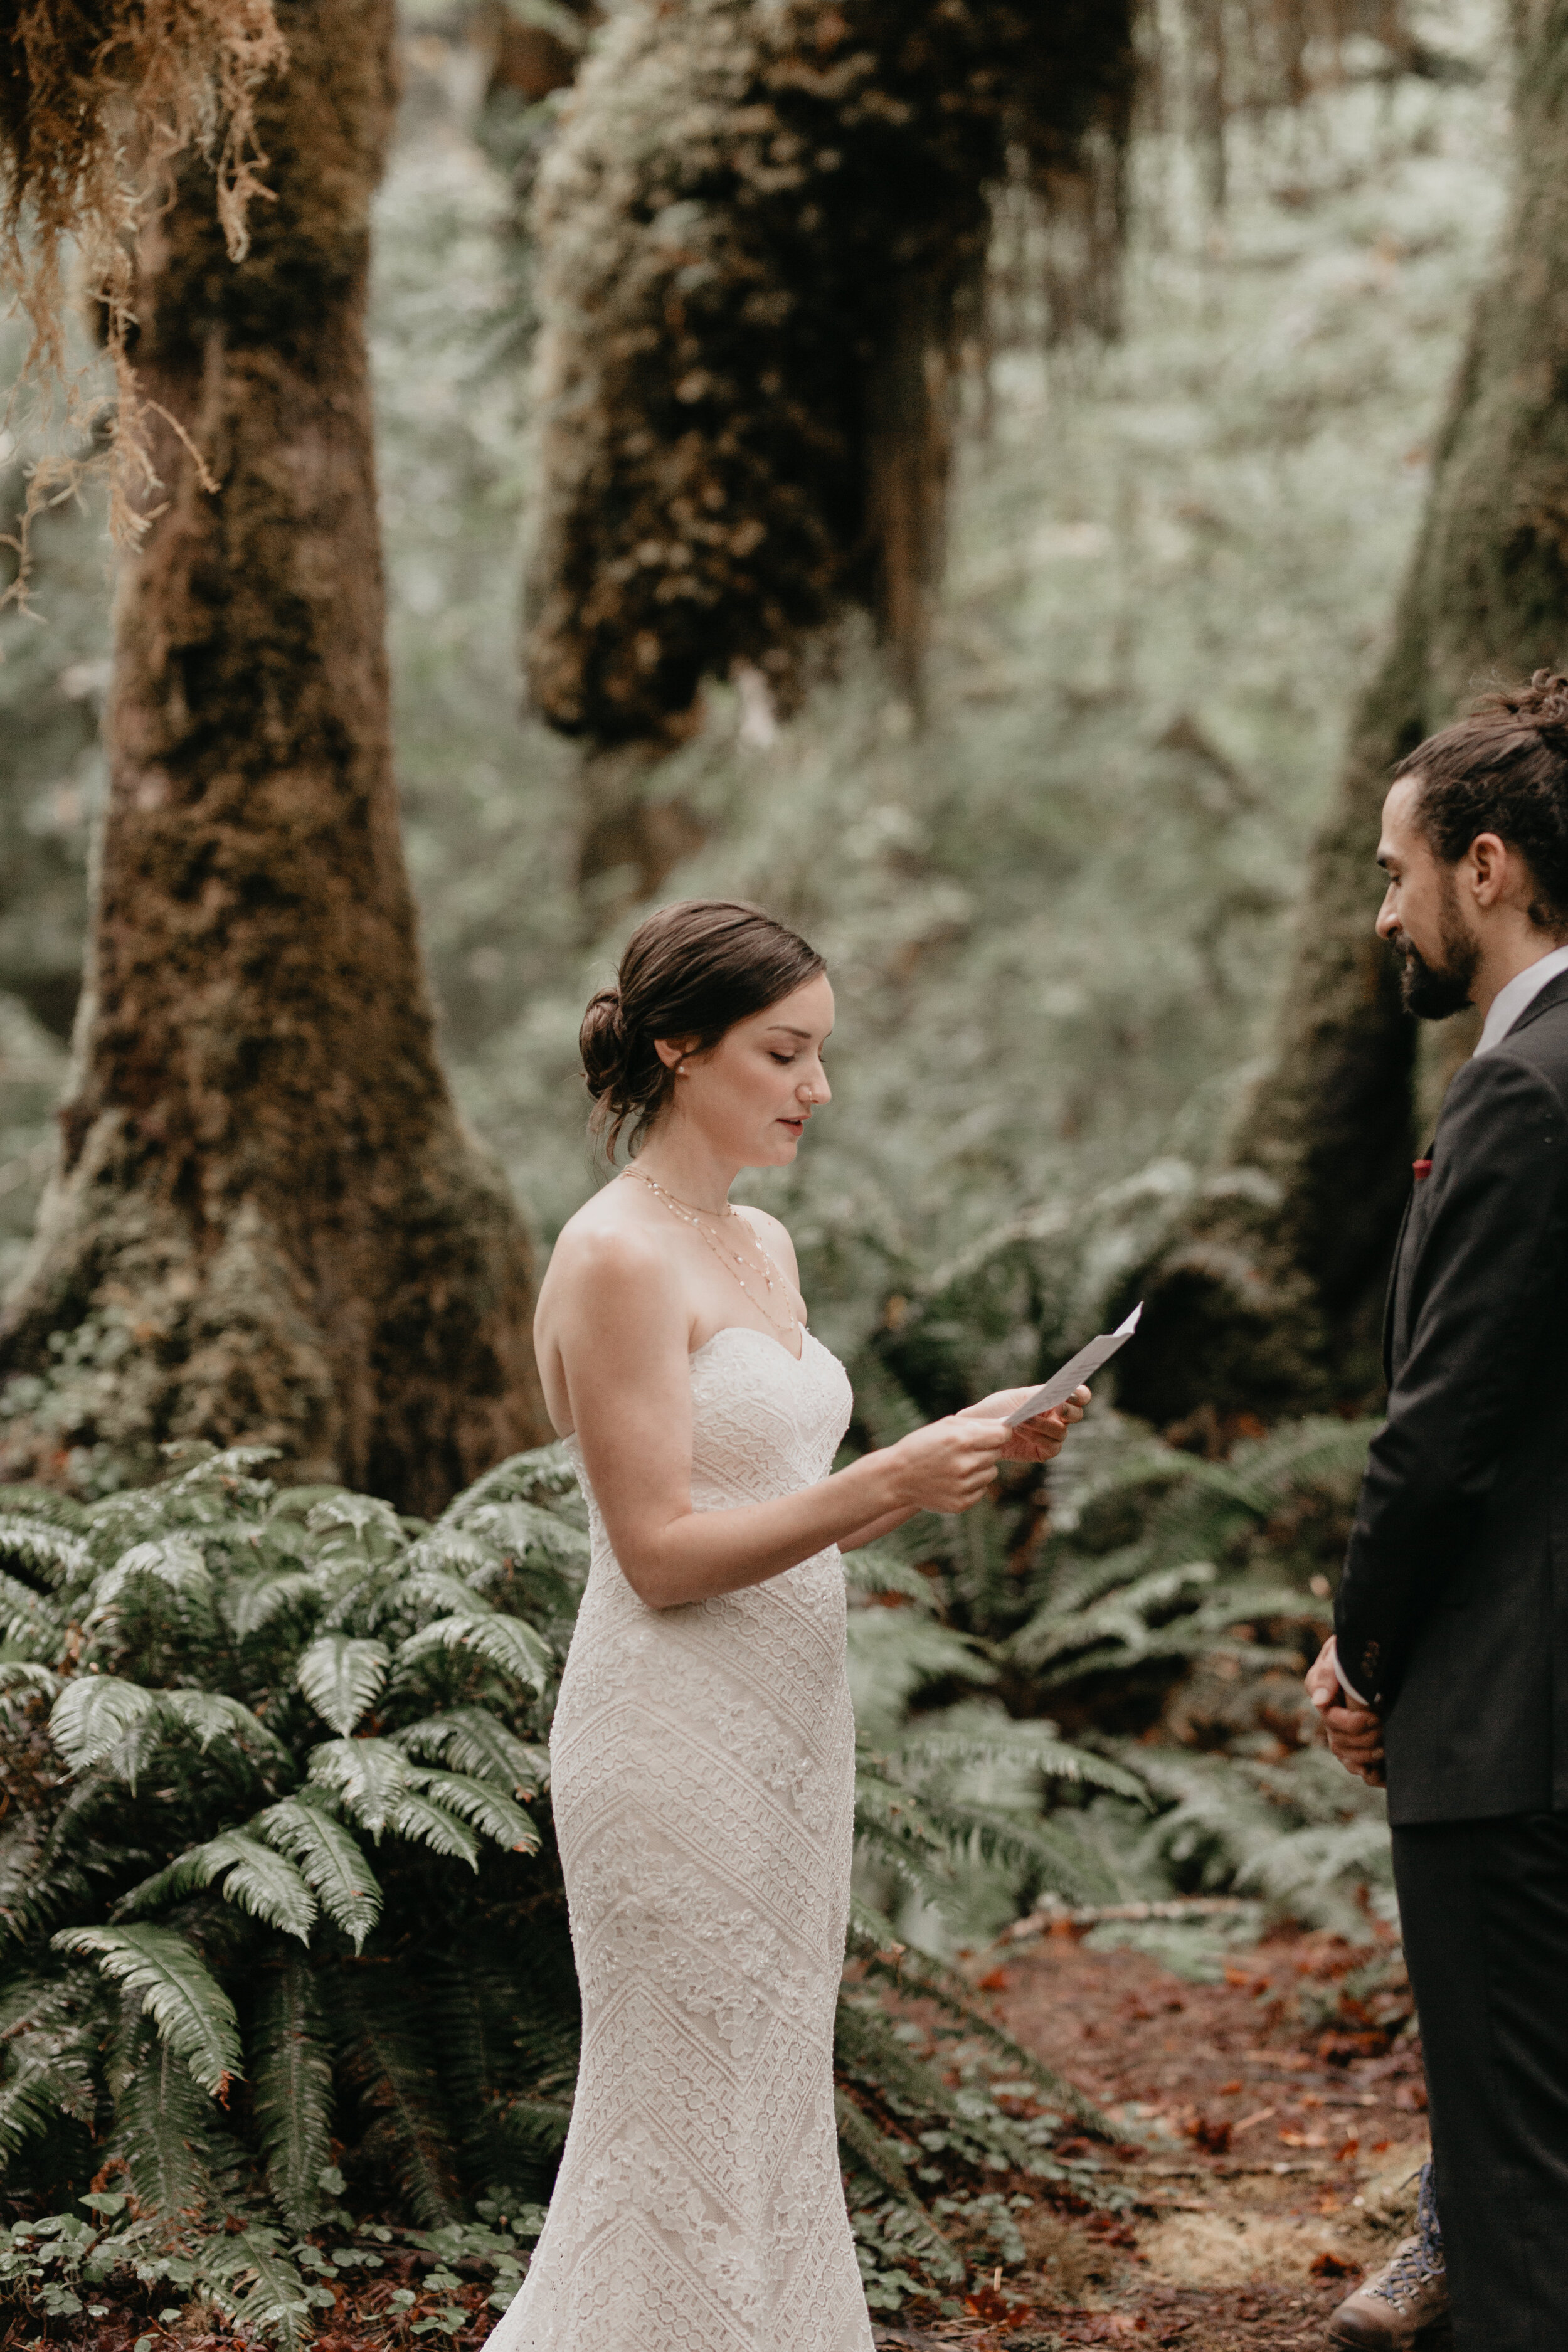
[488,899,1085,2352]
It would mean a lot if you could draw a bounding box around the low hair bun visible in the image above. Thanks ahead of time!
[579,899,826,1157]
[578,988,627,1104]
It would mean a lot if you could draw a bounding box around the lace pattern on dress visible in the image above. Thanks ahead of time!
[485,1327,873,2352]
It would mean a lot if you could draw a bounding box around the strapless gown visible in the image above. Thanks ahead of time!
[485,1323,874,2352]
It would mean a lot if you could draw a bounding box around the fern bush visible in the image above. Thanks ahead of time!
[840,1221,1392,1951]
[0,1439,587,2343]
[0,1443,1155,2339]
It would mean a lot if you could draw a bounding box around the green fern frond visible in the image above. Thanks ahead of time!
[1242,1743,1377,1825]
[153,1688,290,1766]
[87,1534,213,1616]
[388,1792,480,1867]
[112,2005,225,2221]
[296,1634,390,1737]
[401,1567,484,1618]
[252,1952,334,2233]
[1038,1540,1157,1618]
[50,1678,285,1786]
[1041,1417,1375,1599]
[454,1500,591,1579]
[438,1441,581,1523]
[408,1770,539,1853]
[1201,1417,1375,1517]
[425,1951,522,2136]
[253,1795,381,1952]
[832,2089,959,2267]
[0,1976,98,2160]
[895,1794,1115,1904]
[504,1936,581,2100]
[0,1489,93,1539]
[329,1969,460,2225]
[0,1809,96,1946]
[877,1722,1148,1804]
[306,1735,412,1833]
[396,1609,553,1692]
[1013,1561,1217,1669]
[157,1442,282,1493]
[842,1545,940,1606]
[1237,1816,1394,1905]
[48,1676,159,1781]
[53,1926,242,2096]
[198,2222,312,2352]
[118,1833,316,1943]
[305,1492,407,1567]
[0,1656,61,1698]
[845,1352,927,1449]
[850,1813,969,1919]
[0,1570,65,1648]
[835,1997,961,2126]
[224,1569,322,1641]
[494,2088,573,2156]
[0,1519,90,1589]
[846,1611,994,1737]
[391,1708,548,1794]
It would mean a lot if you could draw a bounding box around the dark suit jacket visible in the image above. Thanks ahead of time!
[1335,968,1568,1826]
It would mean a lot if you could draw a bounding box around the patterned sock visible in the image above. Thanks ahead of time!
[1417,2158,1443,2261]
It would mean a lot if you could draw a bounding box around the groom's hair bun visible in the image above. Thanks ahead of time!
[580,899,825,1155]
[1397,669,1568,933]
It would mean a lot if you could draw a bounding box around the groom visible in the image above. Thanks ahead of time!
[1306,672,1568,2352]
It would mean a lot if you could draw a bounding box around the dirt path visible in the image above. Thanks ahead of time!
[882,1921,1441,2352]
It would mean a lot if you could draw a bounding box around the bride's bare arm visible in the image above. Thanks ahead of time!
[835,1388,1088,1554]
[554,1227,1010,1610]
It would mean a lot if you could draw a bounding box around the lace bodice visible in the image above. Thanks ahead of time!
[485,1325,871,2352]
[561,1325,856,1685]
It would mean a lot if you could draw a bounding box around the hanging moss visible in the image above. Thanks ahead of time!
[523,0,1138,746]
[523,0,1417,749]
[0,0,285,564]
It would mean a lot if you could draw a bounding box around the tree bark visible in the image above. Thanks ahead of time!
[1121,0,1568,1428]
[0,0,549,1512]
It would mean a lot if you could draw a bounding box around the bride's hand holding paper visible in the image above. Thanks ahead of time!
[960,1384,1089,1463]
[957,1301,1142,1463]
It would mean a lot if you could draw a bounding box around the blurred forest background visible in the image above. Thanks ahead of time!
[0,0,1530,2342]
[0,0,1504,1360]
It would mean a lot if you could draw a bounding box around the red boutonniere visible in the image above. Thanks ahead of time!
[1413,1159,1432,1181]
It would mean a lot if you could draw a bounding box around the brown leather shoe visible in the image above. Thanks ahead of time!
[1330,2235,1448,2346]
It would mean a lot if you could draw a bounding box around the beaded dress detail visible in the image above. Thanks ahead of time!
[486,1323,873,2352]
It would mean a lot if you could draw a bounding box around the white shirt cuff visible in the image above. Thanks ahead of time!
[1335,1659,1373,1709]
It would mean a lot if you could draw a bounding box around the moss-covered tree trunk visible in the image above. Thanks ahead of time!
[0,0,549,1510]
[1121,0,1568,1429]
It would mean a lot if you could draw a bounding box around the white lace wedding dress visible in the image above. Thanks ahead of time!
[486,1323,874,2352]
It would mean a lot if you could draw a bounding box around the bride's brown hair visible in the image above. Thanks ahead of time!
[581,899,826,1155]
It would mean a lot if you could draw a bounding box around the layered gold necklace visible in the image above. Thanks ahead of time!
[625,1168,802,1340]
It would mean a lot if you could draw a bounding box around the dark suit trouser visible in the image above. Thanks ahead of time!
[1392,1813,1568,2350]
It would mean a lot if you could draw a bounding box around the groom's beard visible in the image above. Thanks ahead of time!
[1394,879,1480,1020]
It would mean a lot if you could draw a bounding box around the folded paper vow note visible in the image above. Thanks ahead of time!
[1004,1303,1143,1427]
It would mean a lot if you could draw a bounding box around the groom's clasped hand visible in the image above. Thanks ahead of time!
[884,1385,1089,1516]
[1305,1636,1385,1788]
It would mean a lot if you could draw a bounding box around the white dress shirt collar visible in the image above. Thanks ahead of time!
[1473,941,1568,1057]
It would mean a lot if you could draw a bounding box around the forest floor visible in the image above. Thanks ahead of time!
[875,1922,1441,2352]
[1,1926,1438,2352]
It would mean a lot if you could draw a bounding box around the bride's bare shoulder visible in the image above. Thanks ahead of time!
[542,1182,672,1301]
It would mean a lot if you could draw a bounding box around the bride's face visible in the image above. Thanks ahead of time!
[662,973,834,1167]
